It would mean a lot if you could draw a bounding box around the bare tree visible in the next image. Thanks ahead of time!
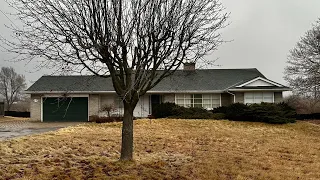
[5,0,228,160]
[0,67,26,111]
[285,19,320,99]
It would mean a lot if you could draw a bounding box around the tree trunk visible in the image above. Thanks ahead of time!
[5,100,11,111]
[120,103,135,161]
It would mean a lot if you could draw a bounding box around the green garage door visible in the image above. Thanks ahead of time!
[43,97,88,122]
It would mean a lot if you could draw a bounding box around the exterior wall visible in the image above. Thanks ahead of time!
[99,94,150,117]
[133,95,150,117]
[100,94,123,116]
[274,92,283,103]
[30,93,153,120]
[89,94,100,116]
[100,94,115,106]
[31,91,286,121]
[221,93,232,106]
[234,92,244,103]
[30,94,41,121]
[163,94,175,103]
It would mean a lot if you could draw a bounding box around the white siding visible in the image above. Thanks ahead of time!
[133,95,150,117]
[99,94,150,117]
[244,79,274,87]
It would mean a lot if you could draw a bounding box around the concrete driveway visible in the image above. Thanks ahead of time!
[0,120,85,140]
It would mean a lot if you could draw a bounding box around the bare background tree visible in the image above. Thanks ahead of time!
[285,94,320,114]
[285,19,320,100]
[0,67,26,111]
[4,0,228,160]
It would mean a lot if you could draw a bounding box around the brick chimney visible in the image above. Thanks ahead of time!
[183,62,196,71]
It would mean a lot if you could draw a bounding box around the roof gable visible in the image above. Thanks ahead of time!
[236,77,284,88]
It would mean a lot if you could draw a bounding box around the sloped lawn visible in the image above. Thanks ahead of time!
[0,119,320,179]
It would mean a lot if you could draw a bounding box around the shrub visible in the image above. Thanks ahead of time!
[100,104,117,117]
[89,115,123,123]
[153,102,296,124]
[249,103,296,124]
[152,103,181,118]
[89,115,99,122]
[213,103,250,121]
[153,103,216,119]
[171,107,215,119]
[211,113,226,120]
[213,102,296,124]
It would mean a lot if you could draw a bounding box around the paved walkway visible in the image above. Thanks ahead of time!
[0,121,85,140]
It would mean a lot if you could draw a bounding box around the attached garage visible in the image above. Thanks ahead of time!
[42,97,88,122]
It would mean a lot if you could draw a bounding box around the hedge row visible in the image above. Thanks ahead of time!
[212,102,296,124]
[5,111,30,118]
[152,102,296,124]
[152,103,219,119]
[89,115,123,123]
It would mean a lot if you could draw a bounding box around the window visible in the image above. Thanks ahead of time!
[175,94,220,109]
[244,92,274,104]
[192,94,202,108]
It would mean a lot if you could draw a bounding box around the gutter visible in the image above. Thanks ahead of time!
[24,90,225,94]
[226,91,236,103]
[228,88,292,92]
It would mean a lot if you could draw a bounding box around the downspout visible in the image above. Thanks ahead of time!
[226,91,236,103]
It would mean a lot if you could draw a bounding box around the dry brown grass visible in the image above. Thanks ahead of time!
[0,119,320,179]
[0,116,29,122]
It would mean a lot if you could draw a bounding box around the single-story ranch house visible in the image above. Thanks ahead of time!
[26,64,291,122]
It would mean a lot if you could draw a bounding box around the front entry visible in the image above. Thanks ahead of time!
[150,95,162,115]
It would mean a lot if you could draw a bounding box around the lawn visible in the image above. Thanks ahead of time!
[0,119,320,179]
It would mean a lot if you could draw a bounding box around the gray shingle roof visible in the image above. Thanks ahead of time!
[26,68,286,92]
[27,75,114,92]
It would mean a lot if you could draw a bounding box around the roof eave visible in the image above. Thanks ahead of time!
[228,88,292,92]
[25,90,226,94]
[24,91,117,94]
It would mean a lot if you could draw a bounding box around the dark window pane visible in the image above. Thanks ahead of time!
[193,94,202,98]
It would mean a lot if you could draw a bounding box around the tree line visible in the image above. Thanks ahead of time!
[0,66,26,111]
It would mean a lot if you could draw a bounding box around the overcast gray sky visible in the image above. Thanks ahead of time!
[0,0,320,87]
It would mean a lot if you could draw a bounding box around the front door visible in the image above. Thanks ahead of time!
[150,95,161,115]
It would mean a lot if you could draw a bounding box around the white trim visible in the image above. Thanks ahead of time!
[226,91,236,103]
[25,90,225,94]
[148,90,224,93]
[236,77,284,88]
[42,94,89,97]
[272,92,275,103]
[98,94,101,113]
[228,88,291,92]
[219,93,222,106]
[25,91,117,94]
[87,95,90,122]
[149,95,152,115]
[41,96,43,122]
